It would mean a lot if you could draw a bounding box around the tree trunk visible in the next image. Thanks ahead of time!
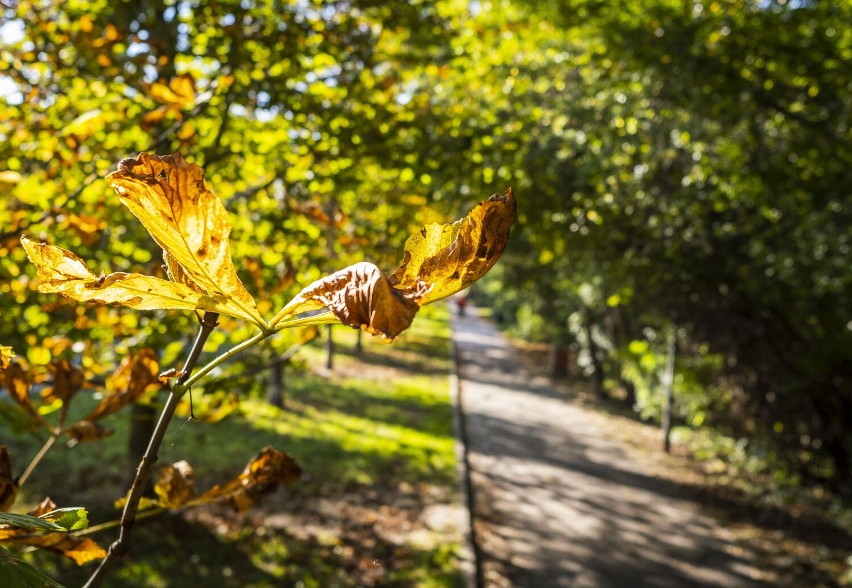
[267,361,285,408]
[325,324,334,370]
[584,309,605,397]
[127,403,156,488]
[661,330,676,453]
[550,344,568,378]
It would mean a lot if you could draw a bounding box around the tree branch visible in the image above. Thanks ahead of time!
[83,312,220,588]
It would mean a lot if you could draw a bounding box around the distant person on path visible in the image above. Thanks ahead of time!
[456,294,468,316]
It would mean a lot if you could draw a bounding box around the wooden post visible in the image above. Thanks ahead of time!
[267,361,285,408]
[325,324,334,370]
[661,328,677,453]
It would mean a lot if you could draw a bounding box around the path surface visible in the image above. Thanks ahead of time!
[452,307,770,588]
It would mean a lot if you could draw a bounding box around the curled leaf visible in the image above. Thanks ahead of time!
[0,361,45,427]
[41,360,85,406]
[29,498,57,518]
[21,238,249,321]
[194,447,301,512]
[0,447,17,512]
[271,189,516,339]
[85,349,161,421]
[154,461,196,509]
[13,534,105,566]
[390,188,516,304]
[63,421,114,444]
[107,153,264,328]
[275,262,430,340]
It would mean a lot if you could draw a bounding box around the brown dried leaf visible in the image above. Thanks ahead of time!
[63,421,114,443]
[0,361,45,427]
[0,446,18,511]
[194,447,301,512]
[15,534,106,565]
[390,188,516,304]
[107,153,263,327]
[154,461,196,509]
[275,262,430,340]
[29,497,57,517]
[86,349,161,421]
[40,360,86,405]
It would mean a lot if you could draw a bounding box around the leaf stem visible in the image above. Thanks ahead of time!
[182,329,270,388]
[74,508,164,538]
[17,434,57,489]
[83,312,220,588]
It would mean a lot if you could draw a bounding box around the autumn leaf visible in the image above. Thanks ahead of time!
[0,346,14,370]
[61,213,107,247]
[85,349,161,421]
[149,73,196,110]
[0,447,17,512]
[21,238,254,321]
[107,153,265,328]
[0,506,105,565]
[273,262,430,340]
[154,461,196,509]
[0,361,45,427]
[29,498,57,518]
[270,189,516,339]
[40,360,85,406]
[390,188,516,304]
[193,447,301,512]
[63,421,114,444]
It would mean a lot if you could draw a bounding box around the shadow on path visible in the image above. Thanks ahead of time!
[453,307,774,588]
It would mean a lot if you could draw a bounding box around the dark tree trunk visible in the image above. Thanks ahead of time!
[325,324,334,370]
[127,403,156,488]
[267,361,285,408]
[584,309,605,397]
[550,344,568,378]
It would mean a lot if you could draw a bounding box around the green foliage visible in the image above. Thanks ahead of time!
[418,0,852,492]
[0,546,66,588]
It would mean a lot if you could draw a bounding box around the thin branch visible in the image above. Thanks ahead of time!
[182,329,271,388]
[83,312,220,588]
[16,434,57,489]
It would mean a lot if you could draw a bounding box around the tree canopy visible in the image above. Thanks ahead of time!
[1,0,850,497]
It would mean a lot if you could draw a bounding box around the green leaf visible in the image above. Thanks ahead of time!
[0,547,66,588]
[0,513,65,533]
[39,508,89,532]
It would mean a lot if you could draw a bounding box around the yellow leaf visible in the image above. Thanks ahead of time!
[149,73,196,109]
[0,346,14,369]
[390,188,516,304]
[11,533,106,565]
[107,153,265,328]
[21,238,254,321]
[86,349,160,421]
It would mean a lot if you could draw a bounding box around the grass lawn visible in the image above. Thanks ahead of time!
[3,303,464,587]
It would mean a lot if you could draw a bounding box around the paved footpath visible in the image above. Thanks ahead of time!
[452,308,770,588]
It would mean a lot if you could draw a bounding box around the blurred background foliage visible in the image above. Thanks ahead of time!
[0,0,850,508]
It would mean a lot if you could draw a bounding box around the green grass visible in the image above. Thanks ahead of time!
[3,303,463,587]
